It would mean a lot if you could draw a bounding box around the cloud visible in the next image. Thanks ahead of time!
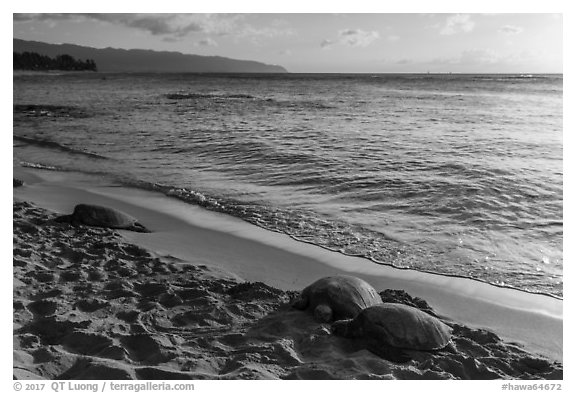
[440,14,475,35]
[237,24,294,43]
[120,14,203,37]
[338,29,380,47]
[320,39,334,49]
[498,25,524,35]
[14,13,73,22]
[15,13,216,37]
[196,38,218,47]
[13,13,290,41]
[320,28,380,49]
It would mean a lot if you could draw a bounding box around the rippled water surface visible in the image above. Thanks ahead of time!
[13,73,563,297]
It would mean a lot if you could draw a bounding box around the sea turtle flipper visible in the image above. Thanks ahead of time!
[331,319,354,337]
[314,304,333,323]
[368,343,411,363]
[291,295,309,310]
[131,222,151,233]
[439,341,457,354]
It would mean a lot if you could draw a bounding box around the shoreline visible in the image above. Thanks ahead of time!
[13,70,98,76]
[13,165,563,365]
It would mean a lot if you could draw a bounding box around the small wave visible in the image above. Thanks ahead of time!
[532,220,563,228]
[165,93,257,100]
[13,104,91,118]
[165,92,334,110]
[14,135,110,160]
[277,100,335,110]
[20,161,60,171]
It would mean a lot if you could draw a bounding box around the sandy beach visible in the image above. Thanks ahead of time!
[13,165,563,380]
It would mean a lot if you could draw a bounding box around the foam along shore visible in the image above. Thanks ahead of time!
[13,166,562,365]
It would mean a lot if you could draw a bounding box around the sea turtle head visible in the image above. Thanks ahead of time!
[331,319,353,337]
[53,214,73,225]
[291,294,309,310]
[314,304,333,323]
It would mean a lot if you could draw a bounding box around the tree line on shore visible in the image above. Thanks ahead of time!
[14,51,97,71]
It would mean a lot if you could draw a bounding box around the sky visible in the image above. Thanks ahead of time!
[12,12,564,73]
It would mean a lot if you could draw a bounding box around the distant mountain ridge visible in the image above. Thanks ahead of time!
[13,38,288,73]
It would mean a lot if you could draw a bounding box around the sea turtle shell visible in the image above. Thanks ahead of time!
[58,204,150,233]
[292,275,382,322]
[332,303,452,350]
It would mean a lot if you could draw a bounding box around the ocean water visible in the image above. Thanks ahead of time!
[13,72,563,298]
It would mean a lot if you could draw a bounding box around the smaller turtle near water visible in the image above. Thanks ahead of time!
[55,204,150,233]
[332,303,452,351]
[292,275,382,323]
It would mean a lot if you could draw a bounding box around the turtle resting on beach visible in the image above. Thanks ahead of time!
[331,303,452,351]
[55,204,150,233]
[292,275,382,323]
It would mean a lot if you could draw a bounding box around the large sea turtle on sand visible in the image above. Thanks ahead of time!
[292,275,382,322]
[331,303,452,351]
[56,204,150,233]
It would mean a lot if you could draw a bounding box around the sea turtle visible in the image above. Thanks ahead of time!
[55,204,150,233]
[292,275,382,323]
[331,303,452,351]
